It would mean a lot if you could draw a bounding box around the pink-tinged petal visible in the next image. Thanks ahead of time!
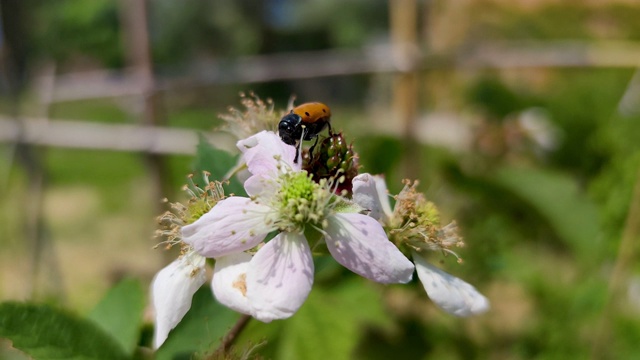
[246,232,314,322]
[211,253,253,315]
[244,174,279,198]
[182,197,275,258]
[413,253,490,317]
[151,253,206,349]
[352,173,393,223]
[237,131,300,177]
[325,213,414,284]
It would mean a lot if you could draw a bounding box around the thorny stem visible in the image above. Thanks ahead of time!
[208,314,252,359]
[591,168,640,359]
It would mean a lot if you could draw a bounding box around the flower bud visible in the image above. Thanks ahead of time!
[303,132,360,195]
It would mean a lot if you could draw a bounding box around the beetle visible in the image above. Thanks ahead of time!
[278,102,332,163]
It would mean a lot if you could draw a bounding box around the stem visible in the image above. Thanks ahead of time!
[591,168,640,359]
[208,314,252,359]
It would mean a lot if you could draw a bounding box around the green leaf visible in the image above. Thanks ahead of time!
[192,134,245,196]
[87,278,144,354]
[155,286,240,360]
[0,302,129,360]
[492,166,601,258]
[276,280,393,360]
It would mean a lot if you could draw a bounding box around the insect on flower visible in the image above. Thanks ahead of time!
[278,102,333,163]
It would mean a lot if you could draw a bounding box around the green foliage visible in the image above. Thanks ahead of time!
[33,0,122,67]
[0,302,129,360]
[491,166,601,260]
[543,70,630,177]
[155,286,240,360]
[51,99,132,124]
[356,135,403,184]
[467,76,528,120]
[192,135,245,196]
[88,278,145,355]
[45,149,145,213]
[477,3,640,41]
[233,279,393,360]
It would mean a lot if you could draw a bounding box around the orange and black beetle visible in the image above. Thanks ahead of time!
[278,102,332,163]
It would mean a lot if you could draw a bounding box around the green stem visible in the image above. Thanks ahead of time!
[591,168,640,359]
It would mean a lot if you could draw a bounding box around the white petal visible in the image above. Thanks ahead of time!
[236,131,300,177]
[211,253,253,315]
[151,253,207,349]
[244,174,279,198]
[325,213,414,284]
[182,197,275,258]
[413,253,490,317]
[246,232,314,322]
[352,173,393,223]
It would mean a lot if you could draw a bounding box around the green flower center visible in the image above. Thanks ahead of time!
[186,198,214,225]
[275,170,332,233]
[280,171,317,206]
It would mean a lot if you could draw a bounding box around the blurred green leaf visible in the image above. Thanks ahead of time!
[467,77,527,119]
[87,278,145,354]
[0,302,129,360]
[276,280,393,360]
[155,286,240,360]
[192,134,245,196]
[492,166,600,258]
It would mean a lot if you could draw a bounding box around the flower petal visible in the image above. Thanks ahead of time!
[182,196,275,258]
[151,252,206,349]
[212,252,253,315]
[325,213,414,284]
[244,173,279,198]
[246,232,314,322]
[413,253,490,317]
[237,131,300,177]
[352,173,393,223]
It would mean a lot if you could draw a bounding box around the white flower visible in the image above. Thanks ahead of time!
[151,250,207,348]
[182,131,414,322]
[150,176,224,349]
[352,173,489,316]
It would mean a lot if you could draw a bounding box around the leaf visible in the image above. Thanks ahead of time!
[276,280,393,360]
[492,166,601,258]
[0,302,129,360]
[192,134,245,196]
[87,278,145,354]
[154,286,240,360]
[231,279,395,359]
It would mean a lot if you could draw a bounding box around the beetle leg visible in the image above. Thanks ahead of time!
[309,136,320,160]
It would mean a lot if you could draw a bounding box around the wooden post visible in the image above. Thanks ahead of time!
[119,0,172,204]
[119,0,176,264]
[390,0,420,180]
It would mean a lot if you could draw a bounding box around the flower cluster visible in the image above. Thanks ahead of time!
[150,100,489,349]
[353,175,489,316]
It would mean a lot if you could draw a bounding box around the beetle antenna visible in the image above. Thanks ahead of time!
[294,145,300,164]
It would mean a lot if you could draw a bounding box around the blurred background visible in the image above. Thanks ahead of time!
[2,0,640,358]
